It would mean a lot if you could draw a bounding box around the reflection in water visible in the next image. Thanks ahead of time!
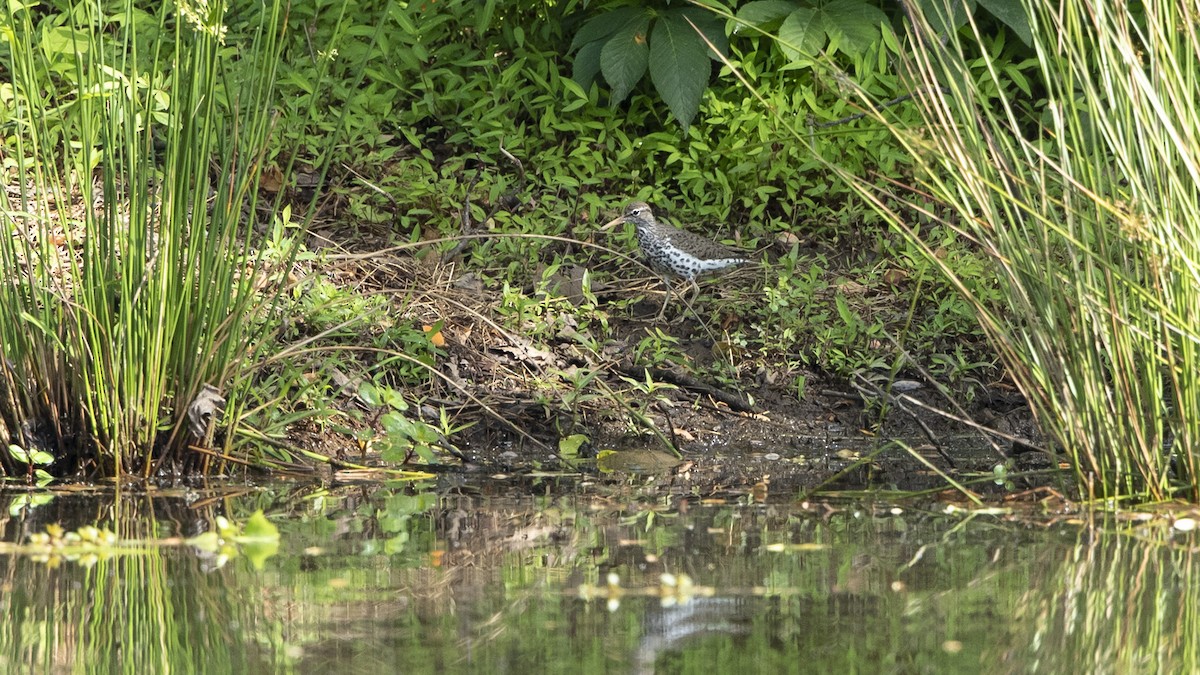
[0,493,274,672]
[0,484,1196,673]
[635,597,753,675]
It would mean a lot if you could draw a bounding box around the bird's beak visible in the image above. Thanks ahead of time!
[600,215,625,231]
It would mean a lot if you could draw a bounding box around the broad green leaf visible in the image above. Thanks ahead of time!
[573,40,604,88]
[679,7,729,60]
[232,512,281,570]
[40,25,90,58]
[778,8,828,59]
[380,387,408,411]
[735,0,798,31]
[601,14,651,104]
[977,0,1032,46]
[412,444,439,464]
[649,12,712,130]
[411,422,441,445]
[913,0,975,37]
[187,531,222,552]
[822,0,889,55]
[571,6,645,51]
[242,539,279,570]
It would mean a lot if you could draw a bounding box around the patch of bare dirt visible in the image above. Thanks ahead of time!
[294,237,1050,499]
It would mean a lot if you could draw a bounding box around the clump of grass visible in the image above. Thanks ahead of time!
[0,0,294,476]
[823,1,1200,500]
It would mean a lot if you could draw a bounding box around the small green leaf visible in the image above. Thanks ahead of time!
[834,294,859,330]
[475,0,495,34]
[381,411,415,437]
[8,444,28,463]
[412,444,439,464]
[381,387,408,411]
[559,434,589,458]
[29,450,54,466]
[187,531,222,552]
[242,539,280,570]
[358,383,382,407]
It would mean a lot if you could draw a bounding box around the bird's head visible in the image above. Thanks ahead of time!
[601,201,655,231]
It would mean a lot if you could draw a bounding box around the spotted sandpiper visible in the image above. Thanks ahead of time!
[602,201,750,319]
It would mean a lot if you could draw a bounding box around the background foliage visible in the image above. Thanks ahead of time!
[0,0,1045,479]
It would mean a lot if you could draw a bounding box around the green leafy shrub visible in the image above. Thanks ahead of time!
[735,0,891,59]
[569,2,728,130]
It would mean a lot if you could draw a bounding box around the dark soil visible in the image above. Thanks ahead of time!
[292,235,1053,500]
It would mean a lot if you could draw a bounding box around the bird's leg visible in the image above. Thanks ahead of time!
[655,275,673,321]
[669,279,702,324]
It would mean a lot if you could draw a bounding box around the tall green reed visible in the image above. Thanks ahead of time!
[819,1,1200,500]
[0,0,291,476]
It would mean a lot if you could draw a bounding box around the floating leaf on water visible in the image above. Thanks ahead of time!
[596,449,682,474]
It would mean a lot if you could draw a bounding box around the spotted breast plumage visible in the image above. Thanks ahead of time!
[603,201,750,318]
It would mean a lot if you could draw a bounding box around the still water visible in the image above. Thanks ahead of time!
[0,478,1196,674]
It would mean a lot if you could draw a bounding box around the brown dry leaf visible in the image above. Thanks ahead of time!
[423,324,446,347]
[775,231,801,248]
[491,340,559,368]
[881,268,907,286]
[837,280,868,295]
[260,164,285,193]
[751,479,769,503]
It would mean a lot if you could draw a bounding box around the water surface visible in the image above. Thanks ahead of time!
[0,479,1195,673]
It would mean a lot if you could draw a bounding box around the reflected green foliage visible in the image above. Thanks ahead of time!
[984,522,1200,673]
[0,498,282,672]
[0,488,1197,672]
